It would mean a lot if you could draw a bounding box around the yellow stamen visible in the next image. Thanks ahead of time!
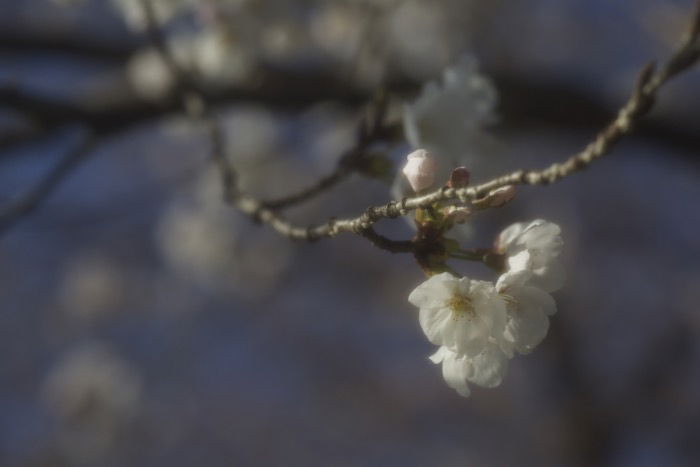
[447,293,474,320]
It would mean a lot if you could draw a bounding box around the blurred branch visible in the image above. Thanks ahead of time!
[202,1,700,251]
[4,1,698,247]
[261,90,395,210]
[139,0,415,253]
[0,28,137,60]
[220,1,700,244]
[0,68,367,148]
[0,130,96,234]
[3,54,700,157]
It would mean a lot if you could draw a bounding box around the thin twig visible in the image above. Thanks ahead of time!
[261,90,394,210]
[142,0,700,251]
[0,131,96,234]
[139,0,415,253]
[216,1,700,244]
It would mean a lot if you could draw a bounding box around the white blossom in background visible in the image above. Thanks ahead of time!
[394,55,499,199]
[403,55,497,154]
[157,166,294,300]
[42,342,142,420]
[128,29,253,100]
[59,253,125,320]
[496,219,565,293]
[42,342,142,463]
[111,0,195,29]
[392,56,502,245]
[408,221,563,397]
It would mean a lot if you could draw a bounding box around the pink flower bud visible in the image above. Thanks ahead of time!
[402,149,437,193]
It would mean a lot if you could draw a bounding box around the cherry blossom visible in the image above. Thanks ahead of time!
[408,272,507,357]
[496,219,565,292]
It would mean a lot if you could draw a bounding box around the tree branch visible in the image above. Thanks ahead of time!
[215,1,700,245]
[261,90,395,210]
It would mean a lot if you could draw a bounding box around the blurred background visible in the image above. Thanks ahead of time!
[1,0,699,466]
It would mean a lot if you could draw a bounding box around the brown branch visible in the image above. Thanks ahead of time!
[261,90,394,210]
[139,0,416,253]
[354,226,415,254]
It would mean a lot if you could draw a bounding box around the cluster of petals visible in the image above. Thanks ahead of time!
[408,220,563,397]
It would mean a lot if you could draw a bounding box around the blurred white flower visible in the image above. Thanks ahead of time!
[392,56,500,244]
[111,0,194,29]
[42,342,142,462]
[408,272,507,356]
[59,254,124,320]
[127,29,253,100]
[42,342,141,421]
[156,167,293,299]
[402,55,498,179]
[496,219,565,292]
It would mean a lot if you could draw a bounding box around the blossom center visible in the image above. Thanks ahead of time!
[447,293,474,318]
[500,293,518,309]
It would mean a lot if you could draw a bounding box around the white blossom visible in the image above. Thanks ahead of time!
[429,343,509,397]
[496,268,557,356]
[408,220,564,397]
[408,272,507,357]
[496,219,565,292]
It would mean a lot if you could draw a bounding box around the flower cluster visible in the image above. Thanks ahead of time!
[408,220,563,397]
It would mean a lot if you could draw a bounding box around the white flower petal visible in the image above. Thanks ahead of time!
[408,272,455,309]
[466,343,510,388]
[523,221,562,254]
[496,221,525,251]
[505,286,555,354]
[429,346,450,364]
[436,347,471,397]
[439,349,472,397]
[431,344,509,396]
[531,259,566,293]
[450,313,491,355]
[506,250,533,274]
[496,259,533,291]
[418,307,454,346]
[497,219,565,293]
